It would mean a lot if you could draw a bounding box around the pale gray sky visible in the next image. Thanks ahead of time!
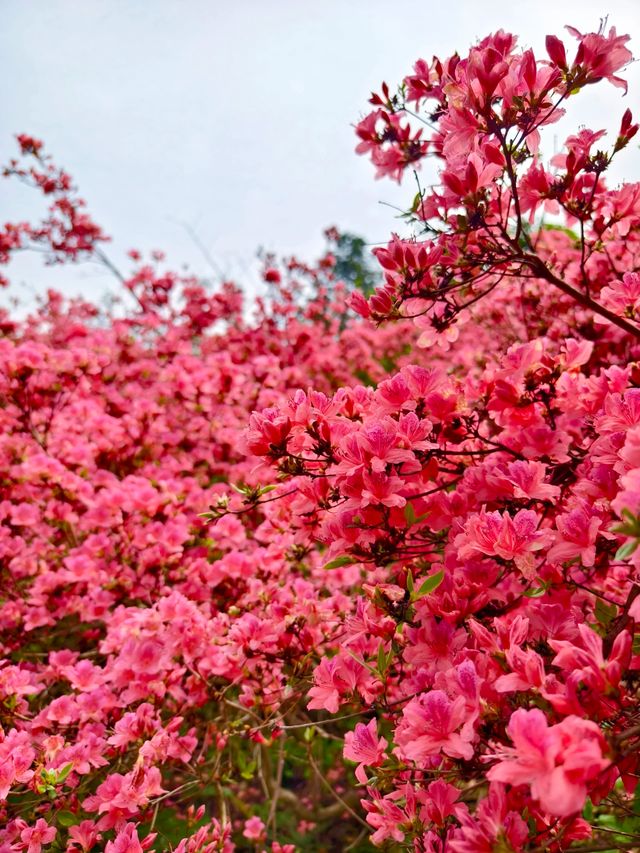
[2,0,639,304]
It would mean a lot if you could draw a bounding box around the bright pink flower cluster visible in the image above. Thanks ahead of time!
[2,18,640,853]
[246,20,640,851]
[0,139,428,851]
[353,23,640,353]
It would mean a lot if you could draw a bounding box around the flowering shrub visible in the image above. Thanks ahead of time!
[249,19,640,851]
[2,18,640,853]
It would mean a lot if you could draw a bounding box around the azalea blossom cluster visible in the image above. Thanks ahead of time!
[1,134,109,285]
[352,22,640,349]
[245,21,640,852]
[2,19,640,853]
[0,140,428,851]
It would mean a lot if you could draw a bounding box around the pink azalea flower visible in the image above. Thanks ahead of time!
[343,718,388,783]
[547,501,603,567]
[455,509,552,575]
[362,789,407,845]
[487,708,609,816]
[20,820,56,853]
[567,24,633,92]
[307,658,349,713]
[395,690,475,762]
[550,623,632,692]
[421,779,467,826]
[449,782,528,853]
[242,816,266,842]
[67,820,102,852]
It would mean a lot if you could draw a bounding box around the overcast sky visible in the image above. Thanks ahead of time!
[2,0,640,305]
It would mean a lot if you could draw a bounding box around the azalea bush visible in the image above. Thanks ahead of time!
[2,19,640,853]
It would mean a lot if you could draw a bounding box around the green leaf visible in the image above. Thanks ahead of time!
[404,502,416,526]
[376,642,393,677]
[615,539,639,560]
[524,586,547,598]
[240,760,257,780]
[56,763,73,784]
[57,810,79,827]
[524,577,550,598]
[595,597,618,627]
[406,569,414,593]
[613,509,640,538]
[324,555,356,570]
[412,570,444,600]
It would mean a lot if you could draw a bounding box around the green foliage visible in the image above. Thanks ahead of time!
[582,782,640,851]
[324,554,357,570]
[612,508,640,560]
[330,232,379,296]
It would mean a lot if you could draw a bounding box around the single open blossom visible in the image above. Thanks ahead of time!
[0,729,35,799]
[487,709,609,816]
[67,821,102,852]
[455,509,552,575]
[421,779,468,827]
[547,501,603,567]
[489,459,560,501]
[449,782,529,853]
[307,657,353,713]
[20,820,56,853]
[550,623,632,692]
[362,788,407,846]
[598,271,640,323]
[83,767,165,827]
[566,24,633,92]
[343,718,388,783]
[395,690,475,762]
[243,816,266,842]
[359,470,407,508]
[104,823,148,853]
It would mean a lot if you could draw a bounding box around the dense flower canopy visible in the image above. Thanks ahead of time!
[2,19,640,853]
